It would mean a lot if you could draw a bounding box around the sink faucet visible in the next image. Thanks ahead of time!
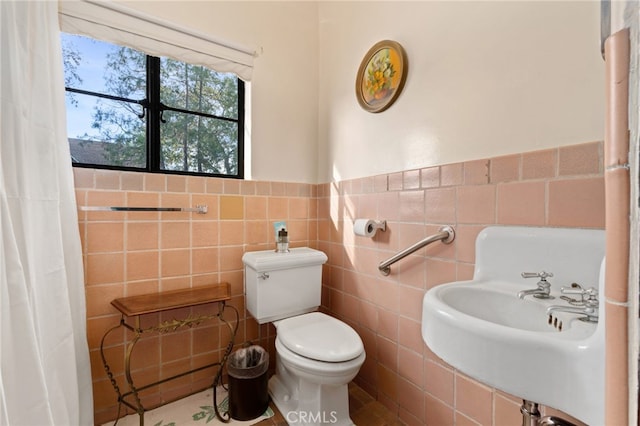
[546,286,599,323]
[517,271,555,299]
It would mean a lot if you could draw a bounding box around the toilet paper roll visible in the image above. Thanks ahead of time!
[353,219,378,237]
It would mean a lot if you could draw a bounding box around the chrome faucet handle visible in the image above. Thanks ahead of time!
[560,285,597,296]
[518,271,555,299]
[521,271,554,280]
[549,286,600,323]
[561,286,598,306]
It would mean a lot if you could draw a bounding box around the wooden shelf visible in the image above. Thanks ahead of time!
[111,282,231,317]
[102,282,234,425]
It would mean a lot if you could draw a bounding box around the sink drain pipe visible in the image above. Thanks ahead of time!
[521,400,541,426]
[521,400,577,426]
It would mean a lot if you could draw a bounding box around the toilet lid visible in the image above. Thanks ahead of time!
[277,312,364,362]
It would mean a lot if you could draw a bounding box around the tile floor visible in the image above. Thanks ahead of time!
[255,382,405,426]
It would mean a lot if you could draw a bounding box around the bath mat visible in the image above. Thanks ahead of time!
[102,387,274,426]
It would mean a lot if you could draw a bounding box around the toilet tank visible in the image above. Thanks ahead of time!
[242,247,328,324]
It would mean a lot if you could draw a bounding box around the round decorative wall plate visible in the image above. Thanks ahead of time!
[355,40,408,113]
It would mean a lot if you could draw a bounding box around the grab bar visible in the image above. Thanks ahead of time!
[79,204,208,214]
[378,225,455,276]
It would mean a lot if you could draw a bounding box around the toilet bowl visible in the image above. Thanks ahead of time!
[269,312,365,426]
[242,248,366,426]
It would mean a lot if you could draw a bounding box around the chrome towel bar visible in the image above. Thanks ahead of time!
[79,204,208,214]
[378,225,455,276]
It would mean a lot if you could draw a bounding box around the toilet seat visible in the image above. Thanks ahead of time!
[276,312,364,362]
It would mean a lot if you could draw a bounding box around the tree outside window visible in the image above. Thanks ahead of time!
[62,33,244,178]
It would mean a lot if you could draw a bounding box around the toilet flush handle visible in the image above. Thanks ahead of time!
[258,272,270,280]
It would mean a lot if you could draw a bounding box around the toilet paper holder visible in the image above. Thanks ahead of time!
[368,220,386,232]
[353,219,387,237]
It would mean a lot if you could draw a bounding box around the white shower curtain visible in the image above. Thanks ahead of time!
[0,1,93,425]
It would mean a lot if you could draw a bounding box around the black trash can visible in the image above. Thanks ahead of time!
[227,345,270,421]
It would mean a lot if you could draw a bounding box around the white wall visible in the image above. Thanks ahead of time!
[318,1,605,182]
[117,1,604,184]
[120,1,320,183]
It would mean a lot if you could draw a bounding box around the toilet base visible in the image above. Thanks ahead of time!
[269,373,354,426]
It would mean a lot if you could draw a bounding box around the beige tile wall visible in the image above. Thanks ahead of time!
[74,169,317,424]
[316,141,604,425]
[76,140,605,425]
[603,28,631,425]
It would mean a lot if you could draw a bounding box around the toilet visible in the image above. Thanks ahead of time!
[242,247,366,426]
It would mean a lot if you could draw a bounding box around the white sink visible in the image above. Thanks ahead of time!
[422,226,605,426]
[438,284,551,332]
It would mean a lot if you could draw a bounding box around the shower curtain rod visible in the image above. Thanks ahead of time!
[79,205,208,214]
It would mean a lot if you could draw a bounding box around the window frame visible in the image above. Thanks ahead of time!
[65,40,245,180]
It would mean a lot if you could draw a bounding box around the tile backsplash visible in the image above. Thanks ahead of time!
[77,140,603,425]
[315,140,603,426]
[75,170,318,424]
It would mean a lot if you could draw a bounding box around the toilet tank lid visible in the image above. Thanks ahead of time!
[242,247,328,272]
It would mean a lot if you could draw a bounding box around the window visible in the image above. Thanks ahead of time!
[62,33,244,178]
